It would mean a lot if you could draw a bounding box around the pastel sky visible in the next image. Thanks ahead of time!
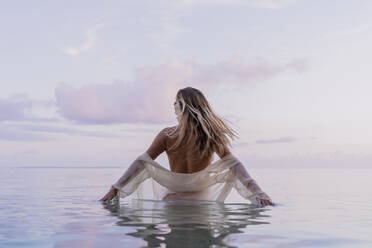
[1,0,371,168]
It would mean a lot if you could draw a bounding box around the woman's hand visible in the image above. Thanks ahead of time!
[258,198,273,206]
[256,192,273,207]
[100,186,118,201]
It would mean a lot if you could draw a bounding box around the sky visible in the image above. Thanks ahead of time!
[1,0,371,168]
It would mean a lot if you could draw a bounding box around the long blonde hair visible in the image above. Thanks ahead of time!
[167,87,238,158]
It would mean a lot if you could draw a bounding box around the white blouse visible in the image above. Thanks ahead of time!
[112,152,272,206]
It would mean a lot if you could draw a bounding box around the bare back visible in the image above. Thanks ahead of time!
[146,126,230,174]
[165,127,213,173]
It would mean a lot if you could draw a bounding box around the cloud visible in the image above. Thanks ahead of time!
[233,141,251,147]
[183,56,307,84]
[321,23,372,41]
[0,121,123,142]
[0,95,33,121]
[0,95,57,122]
[64,29,96,56]
[0,124,50,141]
[55,80,179,124]
[286,58,307,73]
[64,23,112,56]
[55,56,307,124]
[255,136,297,144]
[10,123,120,138]
[234,136,303,147]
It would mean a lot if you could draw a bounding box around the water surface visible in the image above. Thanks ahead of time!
[0,167,371,247]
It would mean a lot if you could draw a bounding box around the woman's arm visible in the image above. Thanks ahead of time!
[222,151,273,206]
[218,146,272,206]
[100,157,145,201]
[233,161,273,206]
[146,128,168,160]
[100,128,167,201]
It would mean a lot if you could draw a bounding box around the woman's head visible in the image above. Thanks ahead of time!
[168,87,238,158]
[173,87,209,122]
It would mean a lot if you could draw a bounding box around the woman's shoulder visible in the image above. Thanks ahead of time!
[160,125,177,137]
[162,125,177,132]
[151,126,177,144]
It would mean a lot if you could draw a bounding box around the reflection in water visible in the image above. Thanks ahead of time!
[103,199,272,247]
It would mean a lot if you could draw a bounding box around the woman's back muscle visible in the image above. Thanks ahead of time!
[163,126,213,173]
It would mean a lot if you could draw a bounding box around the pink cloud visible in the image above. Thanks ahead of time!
[0,95,56,123]
[55,56,307,124]
[55,81,176,124]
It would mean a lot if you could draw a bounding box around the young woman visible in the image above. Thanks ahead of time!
[100,87,273,206]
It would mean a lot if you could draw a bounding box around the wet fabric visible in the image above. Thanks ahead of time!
[112,152,271,205]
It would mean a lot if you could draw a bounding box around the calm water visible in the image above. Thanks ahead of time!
[0,167,371,248]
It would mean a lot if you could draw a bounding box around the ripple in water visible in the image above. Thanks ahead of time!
[102,199,274,248]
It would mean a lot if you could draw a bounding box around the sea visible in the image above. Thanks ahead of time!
[0,167,371,248]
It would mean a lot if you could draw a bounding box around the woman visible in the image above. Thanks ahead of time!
[100,87,273,206]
